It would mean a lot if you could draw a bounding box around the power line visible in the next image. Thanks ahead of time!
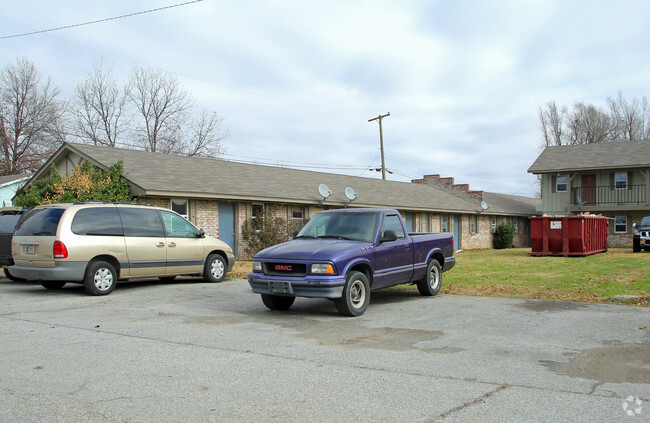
[0,0,204,40]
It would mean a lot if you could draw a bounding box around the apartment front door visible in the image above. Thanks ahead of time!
[582,174,596,205]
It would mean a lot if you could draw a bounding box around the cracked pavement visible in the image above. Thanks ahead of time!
[0,278,648,422]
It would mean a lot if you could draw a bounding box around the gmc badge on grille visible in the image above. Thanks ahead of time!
[275,265,292,271]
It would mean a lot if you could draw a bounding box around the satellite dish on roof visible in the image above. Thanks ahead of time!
[318,184,331,205]
[479,201,489,213]
[344,187,358,207]
[345,187,357,201]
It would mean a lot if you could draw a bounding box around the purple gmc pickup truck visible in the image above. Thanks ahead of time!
[248,208,455,316]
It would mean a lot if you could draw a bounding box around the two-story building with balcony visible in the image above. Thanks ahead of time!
[528,140,650,247]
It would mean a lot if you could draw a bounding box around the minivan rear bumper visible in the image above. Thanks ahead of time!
[8,262,86,281]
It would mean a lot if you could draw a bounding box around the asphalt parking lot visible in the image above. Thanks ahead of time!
[0,277,648,422]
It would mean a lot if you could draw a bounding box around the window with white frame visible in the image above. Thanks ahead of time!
[171,200,188,219]
[470,215,478,234]
[512,217,519,234]
[441,214,449,232]
[251,204,264,231]
[614,172,628,190]
[292,208,304,229]
[421,213,429,232]
[614,216,627,233]
[556,175,568,192]
[491,216,497,233]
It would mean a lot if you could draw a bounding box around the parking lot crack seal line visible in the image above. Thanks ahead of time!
[435,384,509,421]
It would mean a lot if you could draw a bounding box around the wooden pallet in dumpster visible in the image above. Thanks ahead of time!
[530,215,609,257]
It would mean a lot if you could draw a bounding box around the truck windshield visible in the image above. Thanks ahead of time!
[296,212,379,242]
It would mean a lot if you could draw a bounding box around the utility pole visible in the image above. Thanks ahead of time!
[368,112,390,180]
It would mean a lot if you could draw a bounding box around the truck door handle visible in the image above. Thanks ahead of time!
[156,242,165,248]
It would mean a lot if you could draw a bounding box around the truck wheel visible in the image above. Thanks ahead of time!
[417,260,442,296]
[41,281,67,290]
[261,294,295,310]
[204,254,226,282]
[84,260,117,296]
[335,271,370,317]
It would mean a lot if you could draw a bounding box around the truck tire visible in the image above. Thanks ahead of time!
[335,271,370,317]
[84,260,117,296]
[417,260,442,296]
[261,294,295,310]
[204,254,226,282]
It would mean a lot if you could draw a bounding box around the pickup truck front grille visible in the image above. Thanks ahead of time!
[264,262,307,277]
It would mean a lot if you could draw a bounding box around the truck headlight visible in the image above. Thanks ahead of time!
[311,263,334,274]
[252,261,262,272]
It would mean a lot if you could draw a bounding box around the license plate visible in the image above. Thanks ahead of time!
[25,245,35,255]
[269,281,293,294]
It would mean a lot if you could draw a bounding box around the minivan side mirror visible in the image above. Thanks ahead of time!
[292,230,299,239]
[196,229,205,238]
[633,223,637,228]
[379,230,397,242]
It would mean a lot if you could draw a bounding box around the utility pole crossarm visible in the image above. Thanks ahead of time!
[368,112,390,180]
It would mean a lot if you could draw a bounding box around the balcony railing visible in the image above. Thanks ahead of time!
[571,184,647,206]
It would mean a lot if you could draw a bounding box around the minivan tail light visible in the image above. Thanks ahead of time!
[53,241,68,259]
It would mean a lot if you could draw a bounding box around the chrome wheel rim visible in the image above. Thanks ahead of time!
[210,258,225,279]
[94,268,114,291]
[350,280,366,308]
[429,265,440,290]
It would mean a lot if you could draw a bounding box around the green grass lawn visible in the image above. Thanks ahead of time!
[229,248,650,306]
[433,248,649,305]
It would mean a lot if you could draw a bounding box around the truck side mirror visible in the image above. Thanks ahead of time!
[196,229,205,238]
[292,230,299,239]
[380,230,397,242]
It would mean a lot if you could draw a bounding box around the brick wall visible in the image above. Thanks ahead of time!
[194,199,220,238]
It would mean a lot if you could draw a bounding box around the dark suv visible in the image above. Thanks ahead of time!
[633,217,650,253]
[0,208,28,280]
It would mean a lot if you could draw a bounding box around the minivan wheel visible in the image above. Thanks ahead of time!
[84,260,117,296]
[41,281,66,290]
[203,254,226,282]
[3,268,25,282]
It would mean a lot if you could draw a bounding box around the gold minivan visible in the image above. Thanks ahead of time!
[11,202,236,295]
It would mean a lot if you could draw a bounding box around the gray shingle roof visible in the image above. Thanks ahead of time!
[36,143,538,216]
[0,173,31,186]
[483,192,540,215]
[528,140,650,174]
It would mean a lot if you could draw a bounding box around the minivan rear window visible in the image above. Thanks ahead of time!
[71,207,124,236]
[14,208,65,236]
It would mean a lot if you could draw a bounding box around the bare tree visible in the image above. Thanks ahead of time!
[128,66,193,154]
[71,59,128,147]
[565,102,611,144]
[0,58,64,175]
[182,109,228,158]
[538,101,564,147]
[607,91,648,141]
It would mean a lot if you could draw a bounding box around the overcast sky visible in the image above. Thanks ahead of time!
[2,0,648,197]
